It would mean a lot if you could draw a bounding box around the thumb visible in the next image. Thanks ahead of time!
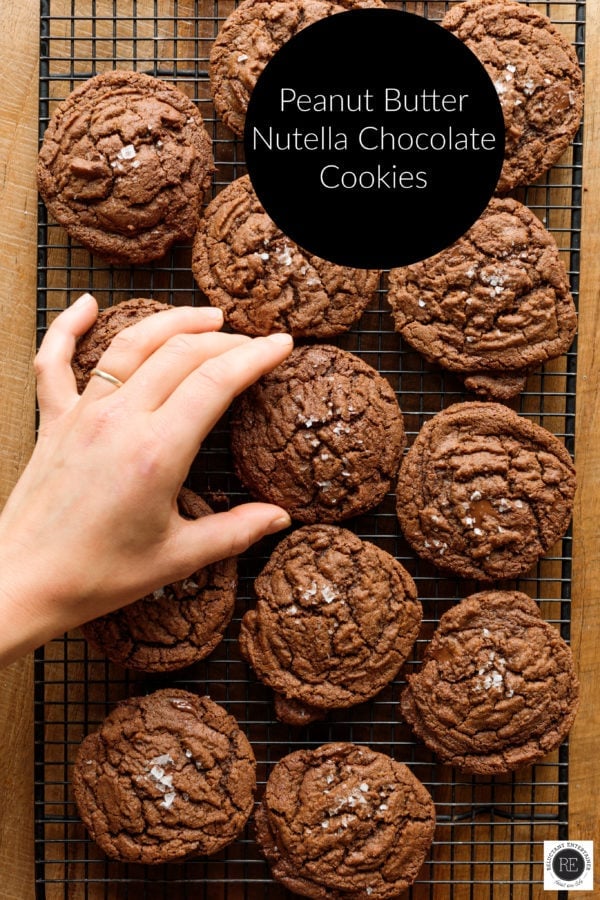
[172,502,292,571]
[35,293,99,426]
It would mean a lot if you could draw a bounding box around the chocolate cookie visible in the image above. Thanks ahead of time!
[72,689,256,863]
[72,297,171,391]
[230,344,406,523]
[37,70,214,263]
[255,742,436,899]
[401,591,579,774]
[396,402,575,582]
[387,198,577,400]
[239,525,421,722]
[210,0,384,137]
[192,176,380,337]
[443,0,583,192]
[273,694,326,726]
[81,489,237,672]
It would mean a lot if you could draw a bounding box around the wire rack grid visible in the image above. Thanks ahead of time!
[35,0,584,898]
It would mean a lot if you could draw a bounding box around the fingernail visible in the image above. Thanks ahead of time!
[203,306,224,321]
[265,332,293,346]
[71,292,95,308]
[266,512,292,534]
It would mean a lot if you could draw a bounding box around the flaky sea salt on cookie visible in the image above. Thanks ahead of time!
[401,591,579,774]
[192,175,380,337]
[256,742,436,899]
[443,0,583,192]
[38,71,214,263]
[73,689,256,863]
[396,402,575,581]
[240,524,421,722]
[210,0,385,137]
[231,344,405,523]
[387,198,576,400]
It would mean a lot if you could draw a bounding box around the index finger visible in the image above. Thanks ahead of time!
[153,332,293,463]
[81,305,224,400]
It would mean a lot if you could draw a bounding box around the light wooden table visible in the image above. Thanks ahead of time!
[1,0,599,897]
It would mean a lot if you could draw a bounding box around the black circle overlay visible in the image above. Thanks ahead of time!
[551,849,586,882]
[244,9,505,269]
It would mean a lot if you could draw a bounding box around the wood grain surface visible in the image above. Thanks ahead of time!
[0,0,40,897]
[570,2,600,896]
[0,0,598,898]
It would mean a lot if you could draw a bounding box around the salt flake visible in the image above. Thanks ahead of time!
[160,791,176,809]
[150,754,174,767]
[277,245,293,266]
[117,144,136,160]
[322,586,336,604]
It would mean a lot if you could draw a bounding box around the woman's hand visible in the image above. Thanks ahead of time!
[0,293,293,666]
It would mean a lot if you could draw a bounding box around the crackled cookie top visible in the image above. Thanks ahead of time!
[72,297,171,392]
[231,344,405,523]
[255,743,436,900]
[192,176,379,337]
[38,71,214,263]
[72,689,256,864]
[443,0,583,192]
[396,402,575,581]
[401,591,579,774]
[387,198,576,400]
[239,525,421,716]
[81,490,237,672]
[210,0,384,137]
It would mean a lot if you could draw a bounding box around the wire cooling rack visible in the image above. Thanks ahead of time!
[35,0,584,897]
